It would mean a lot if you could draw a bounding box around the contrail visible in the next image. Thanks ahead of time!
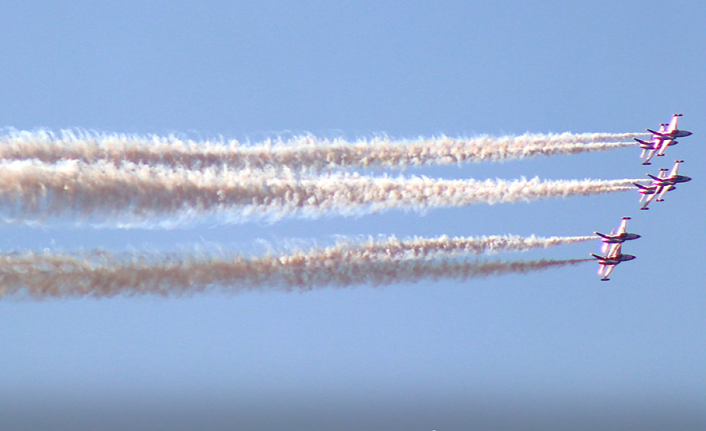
[0,247,591,299]
[0,130,646,171]
[329,234,597,259]
[0,160,640,225]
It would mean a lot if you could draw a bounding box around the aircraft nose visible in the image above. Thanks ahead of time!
[683,176,692,182]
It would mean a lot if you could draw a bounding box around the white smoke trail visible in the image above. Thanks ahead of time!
[330,234,597,259]
[0,160,640,225]
[0,246,591,299]
[0,130,646,171]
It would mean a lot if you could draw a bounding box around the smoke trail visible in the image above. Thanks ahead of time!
[0,247,591,299]
[330,234,597,259]
[0,130,646,171]
[0,160,640,225]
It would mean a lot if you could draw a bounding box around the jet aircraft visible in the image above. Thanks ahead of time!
[638,113,692,164]
[591,244,636,281]
[635,123,673,165]
[594,217,641,255]
[636,160,691,210]
[647,113,692,140]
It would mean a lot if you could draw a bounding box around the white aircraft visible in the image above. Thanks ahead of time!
[647,113,693,140]
[591,243,636,281]
[635,123,670,165]
[637,114,692,164]
[594,217,641,256]
[635,160,691,210]
[635,169,671,209]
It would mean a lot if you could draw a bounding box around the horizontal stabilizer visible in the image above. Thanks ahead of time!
[647,128,667,137]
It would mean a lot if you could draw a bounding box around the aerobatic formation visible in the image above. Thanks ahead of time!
[590,113,693,280]
[0,115,692,297]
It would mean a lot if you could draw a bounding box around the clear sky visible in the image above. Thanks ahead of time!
[0,1,704,430]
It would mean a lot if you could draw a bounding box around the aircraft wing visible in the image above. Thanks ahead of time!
[600,243,609,254]
[642,149,656,165]
[656,185,671,201]
[605,243,621,257]
[668,160,681,177]
[617,218,628,235]
[607,243,622,258]
[667,114,681,133]
[656,138,673,156]
[641,187,661,209]
[601,264,616,280]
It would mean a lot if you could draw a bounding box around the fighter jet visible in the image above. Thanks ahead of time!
[638,114,692,163]
[591,244,636,281]
[647,113,692,140]
[635,123,675,165]
[635,169,671,207]
[594,217,641,255]
[636,160,691,210]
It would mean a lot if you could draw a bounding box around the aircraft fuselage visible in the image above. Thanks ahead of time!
[672,130,692,138]
[648,129,692,139]
[593,254,636,265]
[637,184,676,194]
[599,233,641,244]
[653,175,692,186]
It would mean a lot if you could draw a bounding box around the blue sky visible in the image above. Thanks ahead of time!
[0,1,704,429]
